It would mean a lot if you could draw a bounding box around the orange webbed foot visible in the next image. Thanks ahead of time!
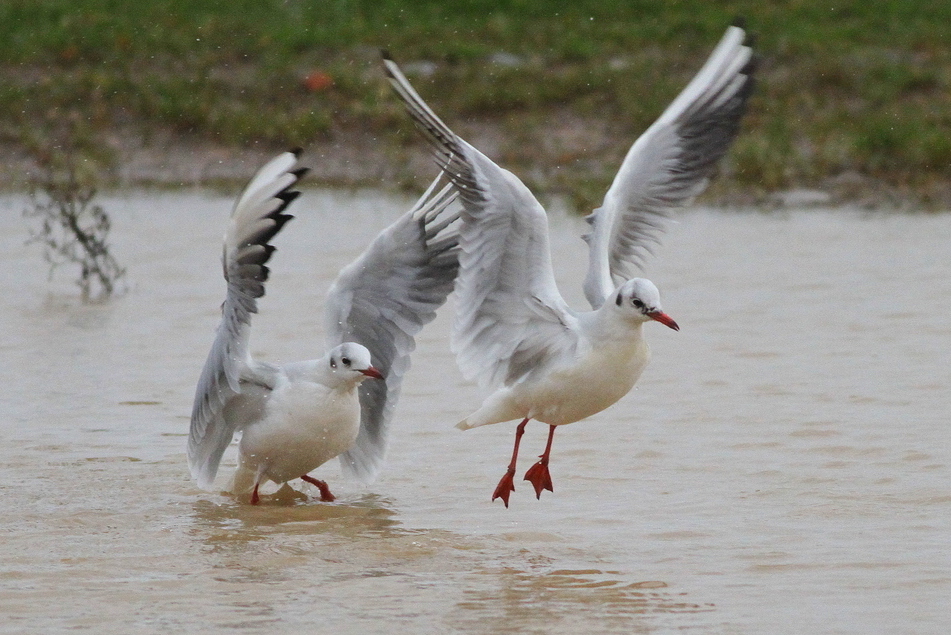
[523,460,553,499]
[491,470,516,508]
[301,475,336,502]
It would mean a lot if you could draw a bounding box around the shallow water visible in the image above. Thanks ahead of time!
[2,190,949,634]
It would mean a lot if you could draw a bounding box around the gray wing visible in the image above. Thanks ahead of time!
[384,54,581,395]
[325,175,461,482]
[188,150,306,490]
[582,23,756,308]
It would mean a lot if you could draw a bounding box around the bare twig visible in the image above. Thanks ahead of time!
[23,140,125,300]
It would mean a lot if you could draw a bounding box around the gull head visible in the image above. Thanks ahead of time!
[613,278,679,331]
[328,343,384,383]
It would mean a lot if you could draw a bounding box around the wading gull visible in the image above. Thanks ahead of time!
[188,149,459,504]
[384,23,756,506]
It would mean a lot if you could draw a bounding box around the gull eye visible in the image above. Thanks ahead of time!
[631,298,646,310]
[341,357,351,367]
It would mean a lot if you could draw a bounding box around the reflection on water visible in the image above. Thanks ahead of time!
[452,569,712,634]
[188,492,705,633]
[2,192,949,634]
[192,491,403,543]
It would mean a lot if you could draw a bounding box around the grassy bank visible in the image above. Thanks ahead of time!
[2,1,950,208]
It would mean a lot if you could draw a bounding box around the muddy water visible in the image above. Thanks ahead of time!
[1,190,948,634]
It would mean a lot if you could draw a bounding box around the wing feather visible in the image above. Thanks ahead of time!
[582,24,757,308]
[383,54,580,393]
[325,175,461,481]
[188,150,306,489]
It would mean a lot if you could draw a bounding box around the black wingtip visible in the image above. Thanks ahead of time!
[730,16,756,50]
[381,49,393,62]
[288,146,303,158]
[276,190,301,205]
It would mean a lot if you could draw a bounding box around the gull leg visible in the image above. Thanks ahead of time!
[492,418,530,508]
[248,464,269,505]
[524,424,556,499]
[301,474,336,502]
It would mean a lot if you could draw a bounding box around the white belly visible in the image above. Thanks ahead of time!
[462,338,651,428]
[527,368,640,425]
[237,381,361,485]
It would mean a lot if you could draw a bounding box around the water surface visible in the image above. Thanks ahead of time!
[2,191,948,634]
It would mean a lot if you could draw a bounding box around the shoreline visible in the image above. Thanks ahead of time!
[5,127,949,212]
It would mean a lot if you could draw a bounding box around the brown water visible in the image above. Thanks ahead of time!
[2,190,949,634]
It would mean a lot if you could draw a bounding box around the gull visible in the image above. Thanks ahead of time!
[188,149,459,504]
[384,23,756,506]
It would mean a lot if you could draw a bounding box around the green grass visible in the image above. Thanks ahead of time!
[2,0,951,206]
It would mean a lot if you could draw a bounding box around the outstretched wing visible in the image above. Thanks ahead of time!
[324,175,461,482]
[188,150,306,490]
[384,54,581,394]
[582,23,756,308]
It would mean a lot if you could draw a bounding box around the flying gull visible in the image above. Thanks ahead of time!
[384,23,755,506]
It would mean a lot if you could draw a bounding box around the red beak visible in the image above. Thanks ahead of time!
[361,366,385,380]
[647,311,679,331]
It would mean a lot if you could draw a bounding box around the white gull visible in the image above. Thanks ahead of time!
[384,23,756,506]
[187,149,459,504]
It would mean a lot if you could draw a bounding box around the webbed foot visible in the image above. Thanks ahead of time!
[492,469,516,507]
[301,475,335,502]
[523,461,553,499]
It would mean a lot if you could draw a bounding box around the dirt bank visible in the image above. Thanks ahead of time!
[4,123,947,212]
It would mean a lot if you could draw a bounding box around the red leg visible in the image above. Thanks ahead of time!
[301,474,336,502]
[492,418,530,507]
[250,482,261,505]
[524,424,556,499]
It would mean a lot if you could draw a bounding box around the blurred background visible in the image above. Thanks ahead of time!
[3,5,949,632]
[1,0,950,209]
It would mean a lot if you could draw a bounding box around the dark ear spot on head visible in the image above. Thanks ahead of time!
[615,292,623,307]
[330,358,337,369]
